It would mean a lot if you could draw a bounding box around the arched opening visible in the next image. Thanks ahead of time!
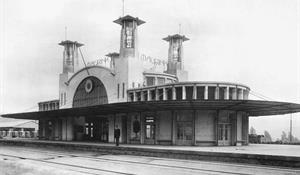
[73,76,108,108]
[73,77,109,142]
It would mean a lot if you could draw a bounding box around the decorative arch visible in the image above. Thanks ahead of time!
[73,76,108,108]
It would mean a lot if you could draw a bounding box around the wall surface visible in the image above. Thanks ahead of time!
[195,110,215,145]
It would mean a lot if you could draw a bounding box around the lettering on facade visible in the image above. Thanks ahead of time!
[86,54,168,70]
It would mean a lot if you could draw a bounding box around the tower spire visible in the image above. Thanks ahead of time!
[65,26,67,40]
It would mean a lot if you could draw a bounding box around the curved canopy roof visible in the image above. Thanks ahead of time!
[2,100,300,120]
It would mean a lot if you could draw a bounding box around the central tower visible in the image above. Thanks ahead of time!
[114,15,145,58]
[114,15,145,101]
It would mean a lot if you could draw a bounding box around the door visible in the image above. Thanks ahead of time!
[45,120,54,140]
[144,116,155,144]
[122,116,127,144]
[218,124,231,146]
[84,117,108,142]
[84,120,94,140]
[176,121,193,145]
[98,118,108,142]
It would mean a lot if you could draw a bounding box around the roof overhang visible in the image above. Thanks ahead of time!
[113,15,145,26]
[2,100,300,120]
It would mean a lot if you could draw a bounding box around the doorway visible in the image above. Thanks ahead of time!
[121,116,127,144]
[144,116,155,144]
[176,121,193,145]
[218,124,231,146]
[84,117,108,142]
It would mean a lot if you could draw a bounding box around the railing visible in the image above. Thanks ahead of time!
[127,81,250,102]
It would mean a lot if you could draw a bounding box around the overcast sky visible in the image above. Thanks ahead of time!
[0,0,300,140]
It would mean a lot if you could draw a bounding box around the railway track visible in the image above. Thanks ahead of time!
[0,146,299,175]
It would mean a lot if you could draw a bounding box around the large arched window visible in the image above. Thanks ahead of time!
[73,77,108,108]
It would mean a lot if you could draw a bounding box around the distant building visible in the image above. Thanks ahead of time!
[0,120,38,138]
[2,14,300,146]
[38,100,59,111]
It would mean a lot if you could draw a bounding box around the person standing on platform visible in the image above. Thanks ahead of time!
[114,125,121,146]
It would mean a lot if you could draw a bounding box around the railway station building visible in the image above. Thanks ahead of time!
[3,15,300,146]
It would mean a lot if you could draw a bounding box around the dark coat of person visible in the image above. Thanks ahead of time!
[114,128,120,138]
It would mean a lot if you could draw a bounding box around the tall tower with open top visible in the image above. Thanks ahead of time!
[163,34,189,81]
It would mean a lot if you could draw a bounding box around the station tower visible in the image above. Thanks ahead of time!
[114,15,145,101]
[58,40,83,108]
[163,34,189,81]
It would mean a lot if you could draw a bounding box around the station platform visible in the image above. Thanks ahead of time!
[0,139,299,168]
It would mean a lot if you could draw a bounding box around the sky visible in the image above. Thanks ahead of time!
[0,0,300,140]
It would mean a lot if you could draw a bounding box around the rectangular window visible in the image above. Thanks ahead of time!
[60,93,63,106]
[208,87,216,100]
[63,93,66,105]
[122,83,125,98]
[132,82,135,88]
[157,77,165,85]
[146,77,155,86]
[117,84,120,98]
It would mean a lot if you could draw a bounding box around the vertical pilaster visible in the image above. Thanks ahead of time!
[182,86,186,100]
[147,89,151,101]
[155,88,159,101]
[215,111,219,146]
[225,86,230,100]
[238,89,243,100]
[133,92,137,102]
[155,113,159,144]
[204,86,208,100]
[163,88,167,100]
[193,110,196,145]
[155,77,158,85]
[193,84,197,99]
[234,86,238,100]
[215,86,219,100]
[172,86,176,100]
[126,114,131,144]
[171,111,176,145]
[141,91,145,101]
[243,90,249,100]
[140,113,145,144]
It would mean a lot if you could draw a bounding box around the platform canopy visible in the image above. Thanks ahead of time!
[2,100,300,120]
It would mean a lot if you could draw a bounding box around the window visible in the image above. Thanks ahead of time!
[117,84,120,98]
[124,22,134,48]
[157,77,165,85]
[186,86,193,100]
[146,77,155,86]
[208,87,216,100]
[176,111,193,141]
[85,123,89,135]
[63,92,66,105]
[60,93,63,106]
[122,83,125,98]
[132,82,135,88]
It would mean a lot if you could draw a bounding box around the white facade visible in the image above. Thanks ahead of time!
[36,15,251,146]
